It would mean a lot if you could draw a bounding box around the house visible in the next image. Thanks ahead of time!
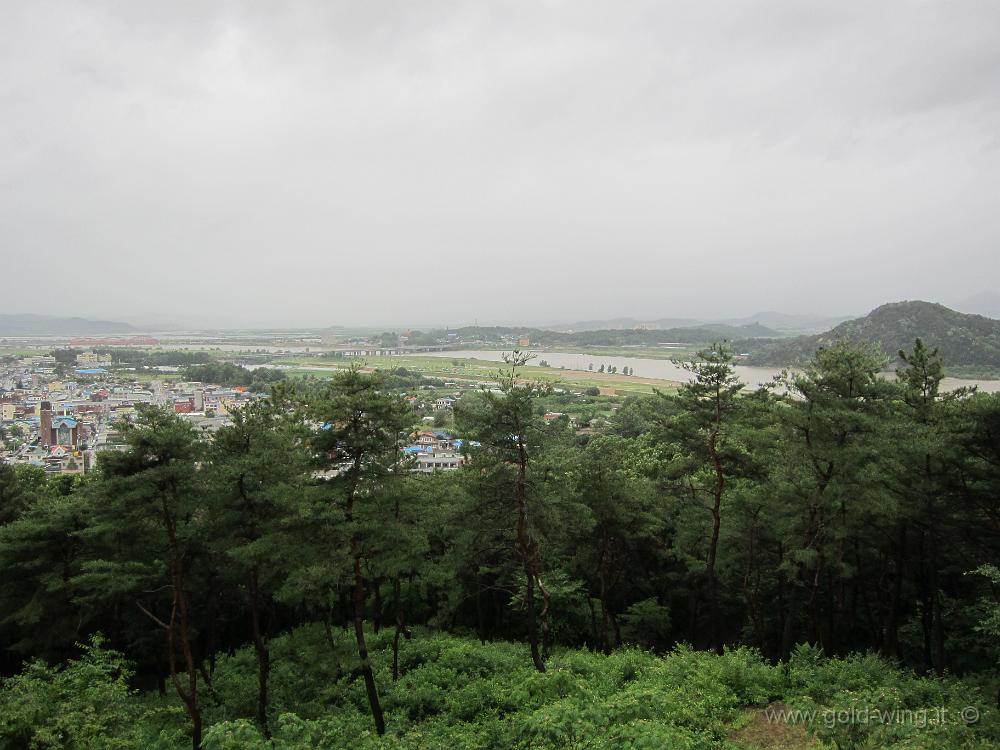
[76,351,112,368]
[543,412,577,427]
[413,452,465,473]
[415,430,439,446]
[433,430,454,447]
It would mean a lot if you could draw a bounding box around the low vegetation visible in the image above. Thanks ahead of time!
[3,628,996,749]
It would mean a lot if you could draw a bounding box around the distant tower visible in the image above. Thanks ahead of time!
[193,389,204,411]
[39,401,53,447]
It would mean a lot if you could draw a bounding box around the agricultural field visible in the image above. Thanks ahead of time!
[0,346,50,358]
[277,354,678,395]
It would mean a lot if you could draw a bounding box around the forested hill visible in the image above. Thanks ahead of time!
[740,301,1000,373]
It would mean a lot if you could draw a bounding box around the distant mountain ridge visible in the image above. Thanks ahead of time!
[0,314,136,336]
[547,317,701,332]
[452,322,781,347]
[719,311,852,333]
[548,312,850,334]
[740,301,1000,374]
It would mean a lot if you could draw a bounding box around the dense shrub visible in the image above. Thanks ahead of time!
[4,629,997,749]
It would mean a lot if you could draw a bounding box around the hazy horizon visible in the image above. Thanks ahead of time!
[3,2,999,327]
[4,296,1000,334]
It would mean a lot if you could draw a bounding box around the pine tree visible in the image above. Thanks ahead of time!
[569,435,663,653]
[204,395,306,734]
[305,367,413,735]
[77,406,206,749]
[657,342,746,651]
[0,471,88,666]
[455,352,553,671]
[772,339,892,658]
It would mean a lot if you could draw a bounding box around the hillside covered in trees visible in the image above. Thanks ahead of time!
[1,340,999,748]
[741,301,1000,376]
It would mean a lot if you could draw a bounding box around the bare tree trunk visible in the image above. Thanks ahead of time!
[598,548,611,654]
[158,497,201,750]
[883,523,906,660]
[930,538,945,675]
[391,576,412,681]
[515,435,546,672]
[742,510,764,650]
[523,561,545,671]
[323,605,338,651]
[538,574,551,661]
[168,569,202,750]
[248,569,270,736]
[706,426,724,654]
[353,555,385,734]
[586,596,598,651]
[373,578,383,635]
[475,569,486,644]
[780,580,799,661]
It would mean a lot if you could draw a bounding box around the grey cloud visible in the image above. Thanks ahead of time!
[1,1,998,327]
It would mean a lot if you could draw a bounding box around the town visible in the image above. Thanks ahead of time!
[0,336,595,477]
[1,347,262,475]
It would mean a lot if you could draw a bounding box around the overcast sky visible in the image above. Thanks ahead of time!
[2,1,999,328]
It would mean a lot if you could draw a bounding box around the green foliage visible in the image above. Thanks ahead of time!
[0,484,89,659]
[0,635,162,749]
[195,631,1000,749]
[619,599,671,650]
[91,348,214,367]
[181,362,286,390]
[0,463,47,525]
[0,608,997,750]
[971,565,1000,640]
[783,644,999,749]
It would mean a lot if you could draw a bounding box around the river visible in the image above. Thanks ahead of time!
[421,350,1000,393]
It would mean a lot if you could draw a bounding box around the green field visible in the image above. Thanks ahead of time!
[277,354,678,394]
[0,345,50,358]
